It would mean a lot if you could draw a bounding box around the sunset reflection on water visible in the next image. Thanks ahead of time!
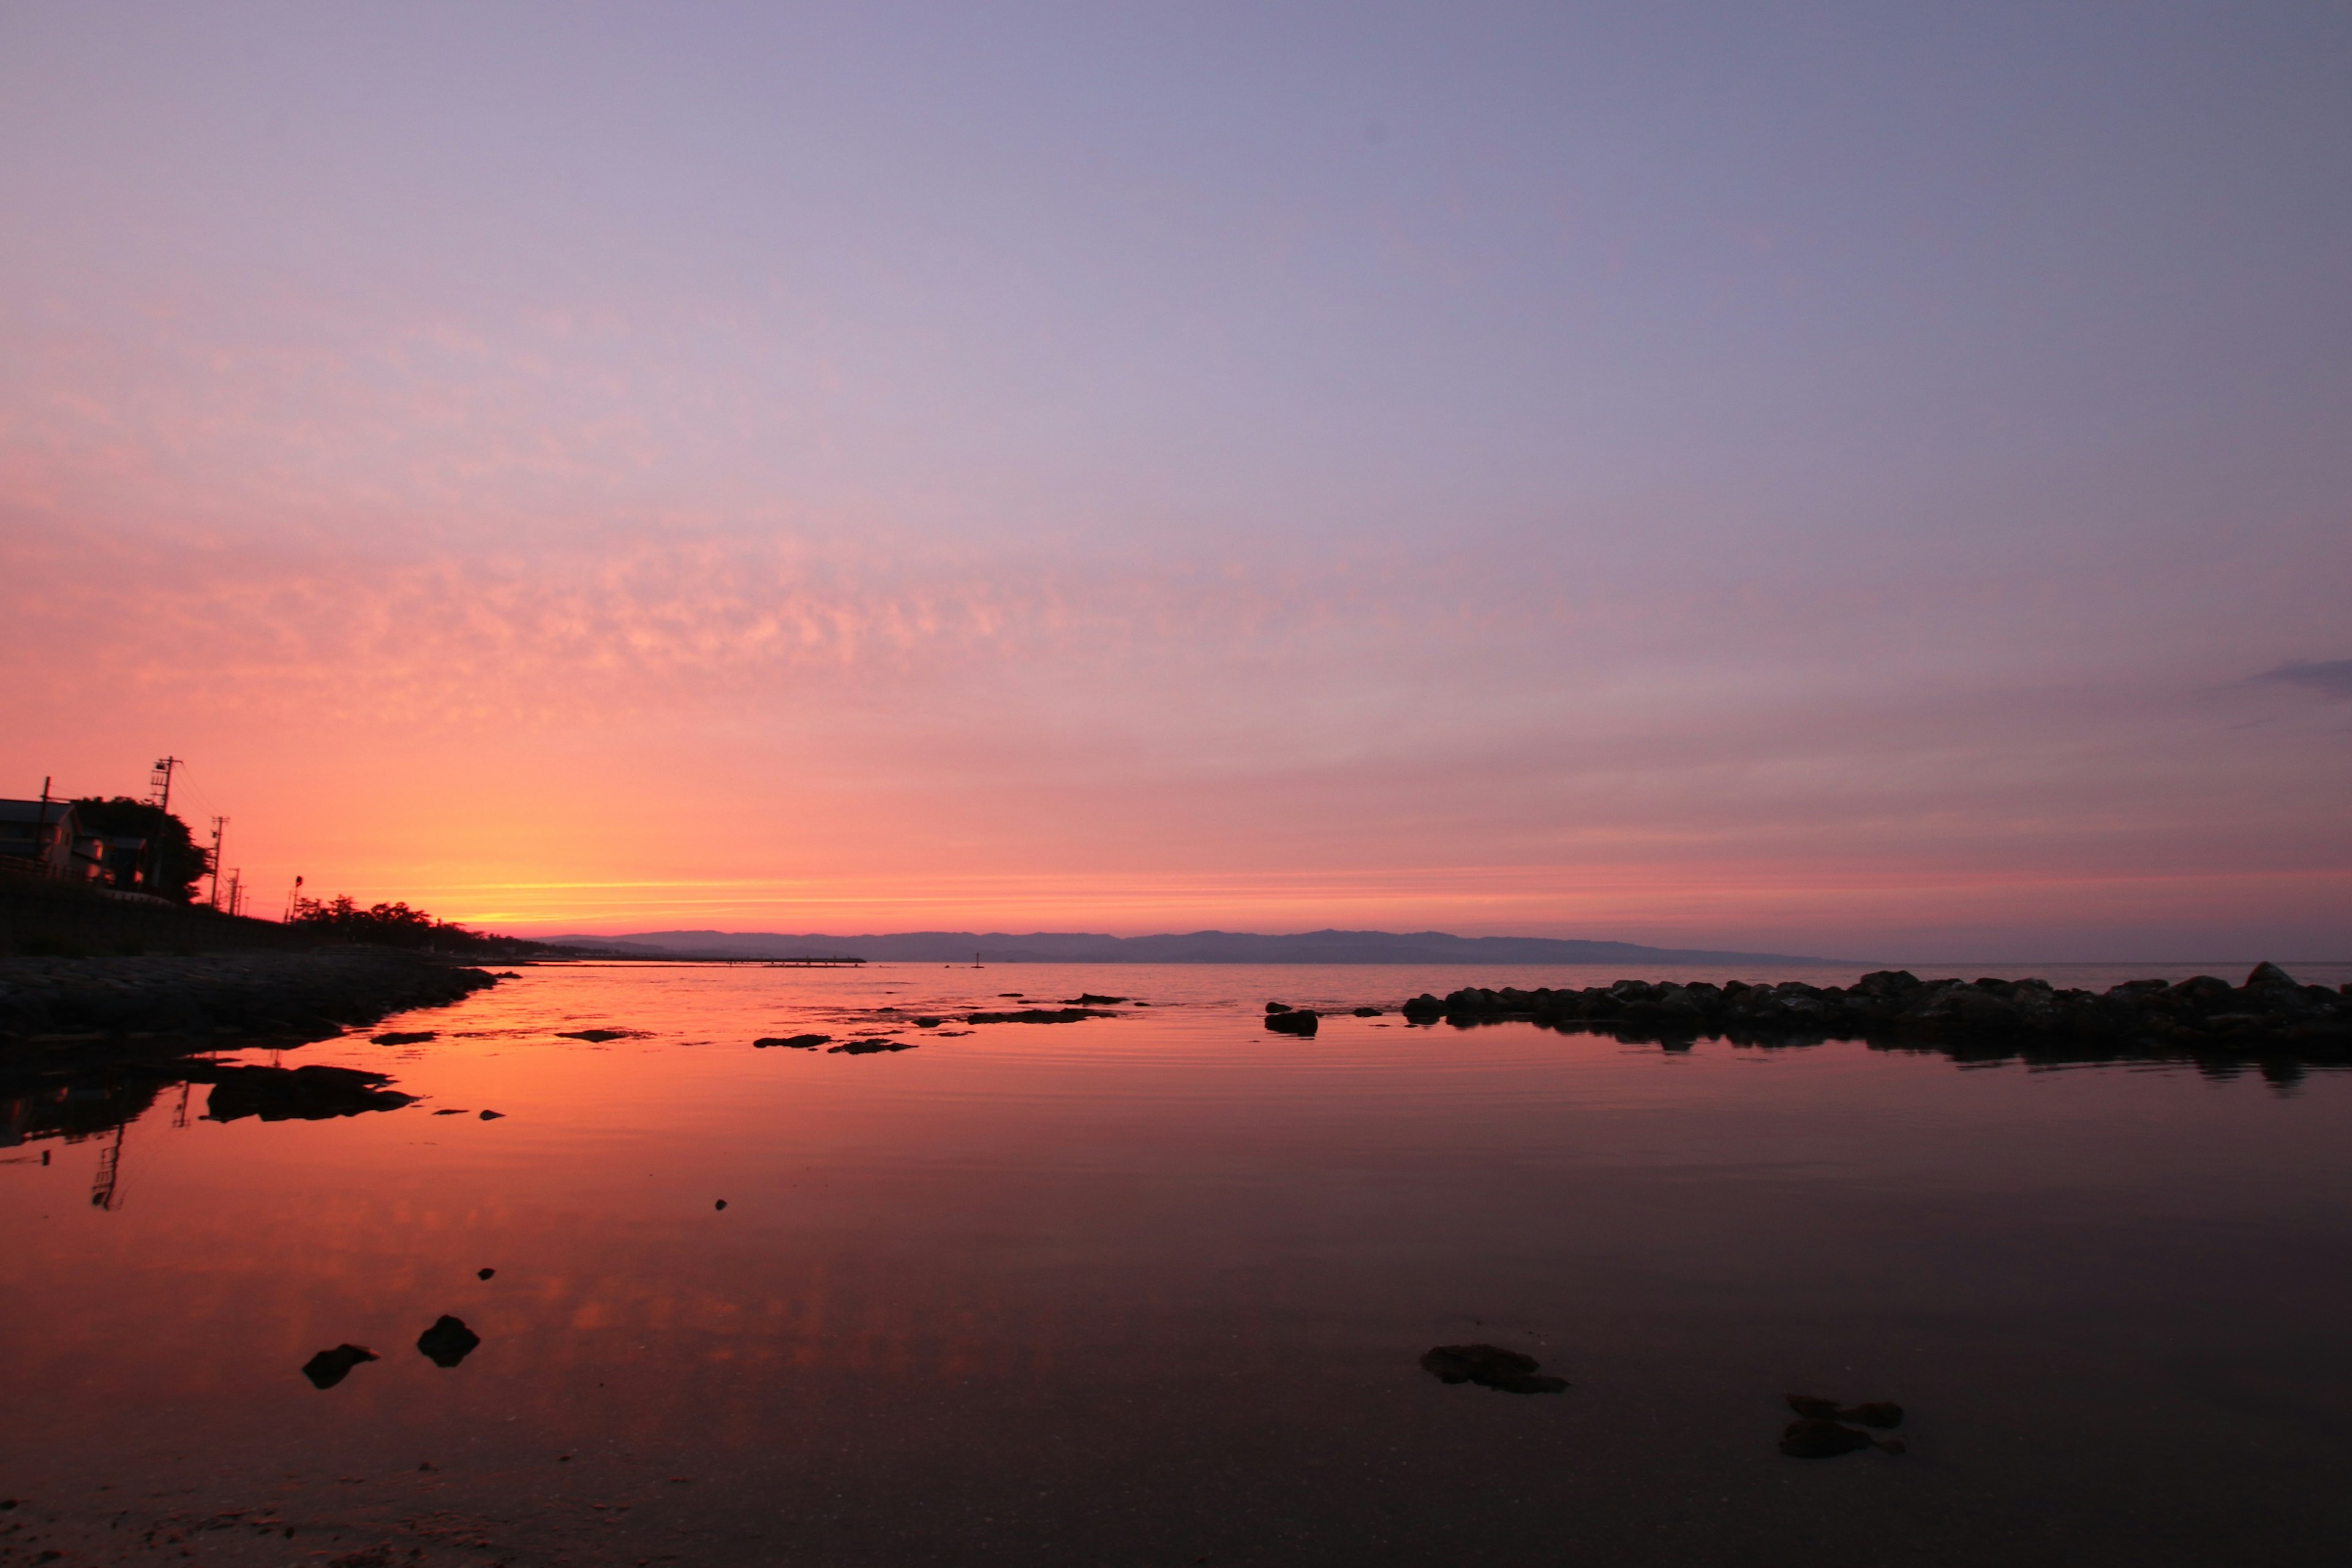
[7,960,2352,1566]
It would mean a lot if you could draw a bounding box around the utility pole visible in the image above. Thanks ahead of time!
[146,756,183,897]
[207,817,228,910]
[284,873,304,922]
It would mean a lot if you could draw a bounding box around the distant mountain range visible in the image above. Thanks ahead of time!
[535,927,1841,965]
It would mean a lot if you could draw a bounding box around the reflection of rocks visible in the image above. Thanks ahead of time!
[1403,962,2352,1063]
[301,1344,379,1390]
[963,1009,1117,1024]
[371,1031,435,1046]
[1780,1394,1906,1457]
[1264,1009,1317,1036]
[829,1039,916,1054]
[556,1028,644,1042]
[1419,1344,1568,1393]
[753,1035,830,1049]
[1785,1394,1902,1427]
[202,1064,416,1123]
[2,1073,169,1147]
[1780,1417,1876,1457]
[416,1315,481,1368]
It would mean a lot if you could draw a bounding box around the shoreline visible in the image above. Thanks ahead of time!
[0,948,503,1054]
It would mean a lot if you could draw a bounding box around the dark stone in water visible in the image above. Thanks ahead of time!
[1061,995,1126,1005]
[714,1199,727,1210]
[557,1028,638,1042]
[1353,1007,1382,1017]
[1264,1010,1318,1036]
[478,1109,504,1120]
[1420,1344,1567,1393]
[301,1344,379,1390]
[1265,1002,1292,1013]
[963,1009,1116,1024]
[416,1315,481,1368]
[371,1031,436,1046]
[1780,1417,1874,1458]
[830,1039,916,1054]
[202,1064,415,1123]
[914,1017,944,1027]
[754,1035,830,1049]
[477,1268,496,1281]
[1786,1393,1902,1428]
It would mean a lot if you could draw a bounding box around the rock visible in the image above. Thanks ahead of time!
[1353,1007,1382,1017]
[1264,1010,1318,1036]
[477,1268,496,1280]
[1785,1394,1840,1418]
[201,1064,416,1123]
[1400,993,1445,1020]
[478,1109,503,1120]
[1420,1344,1567,1393]
[829,1038,916,1053]
[370,1031,435,1046]
[714,1199,727,1210]
[753,1034,830,1049]
[301,1344,379,1390]
[1265,1002,1293,1014]
[914,1017,943,1027]
[1779,1417,1874,1458]
[556,1028,639,1042]
[1061,995,1126,1005]
[2247,961,2297,988]
[963,1009,1116,1024]
[415,1315,481,1368]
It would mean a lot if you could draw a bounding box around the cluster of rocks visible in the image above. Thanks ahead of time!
[0,950,502,1046]
[963,1008,1118,1025]
[1400,963,2352,1060]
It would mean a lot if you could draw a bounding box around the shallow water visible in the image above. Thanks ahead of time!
[7,959,2352,1566]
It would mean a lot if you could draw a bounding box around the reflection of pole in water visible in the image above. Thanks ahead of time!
[89,1122,126,1210]
[172,1082,190,1131]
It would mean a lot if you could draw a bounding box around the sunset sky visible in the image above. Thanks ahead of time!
[3,2,2347,960]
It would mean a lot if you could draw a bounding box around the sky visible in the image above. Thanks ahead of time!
[2,1,2348,961]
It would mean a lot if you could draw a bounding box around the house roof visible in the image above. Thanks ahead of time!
[0,799,77,828]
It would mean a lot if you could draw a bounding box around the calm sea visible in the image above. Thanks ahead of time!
[6,957,2352,1566]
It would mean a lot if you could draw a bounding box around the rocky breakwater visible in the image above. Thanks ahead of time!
[0,949,503,1050]
[1400,963,2352,1062]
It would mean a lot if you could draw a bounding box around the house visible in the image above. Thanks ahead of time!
[0,798,100,881]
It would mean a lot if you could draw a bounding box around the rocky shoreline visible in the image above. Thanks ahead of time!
[0,949,504,1049]
[1398,963,2352,1061]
